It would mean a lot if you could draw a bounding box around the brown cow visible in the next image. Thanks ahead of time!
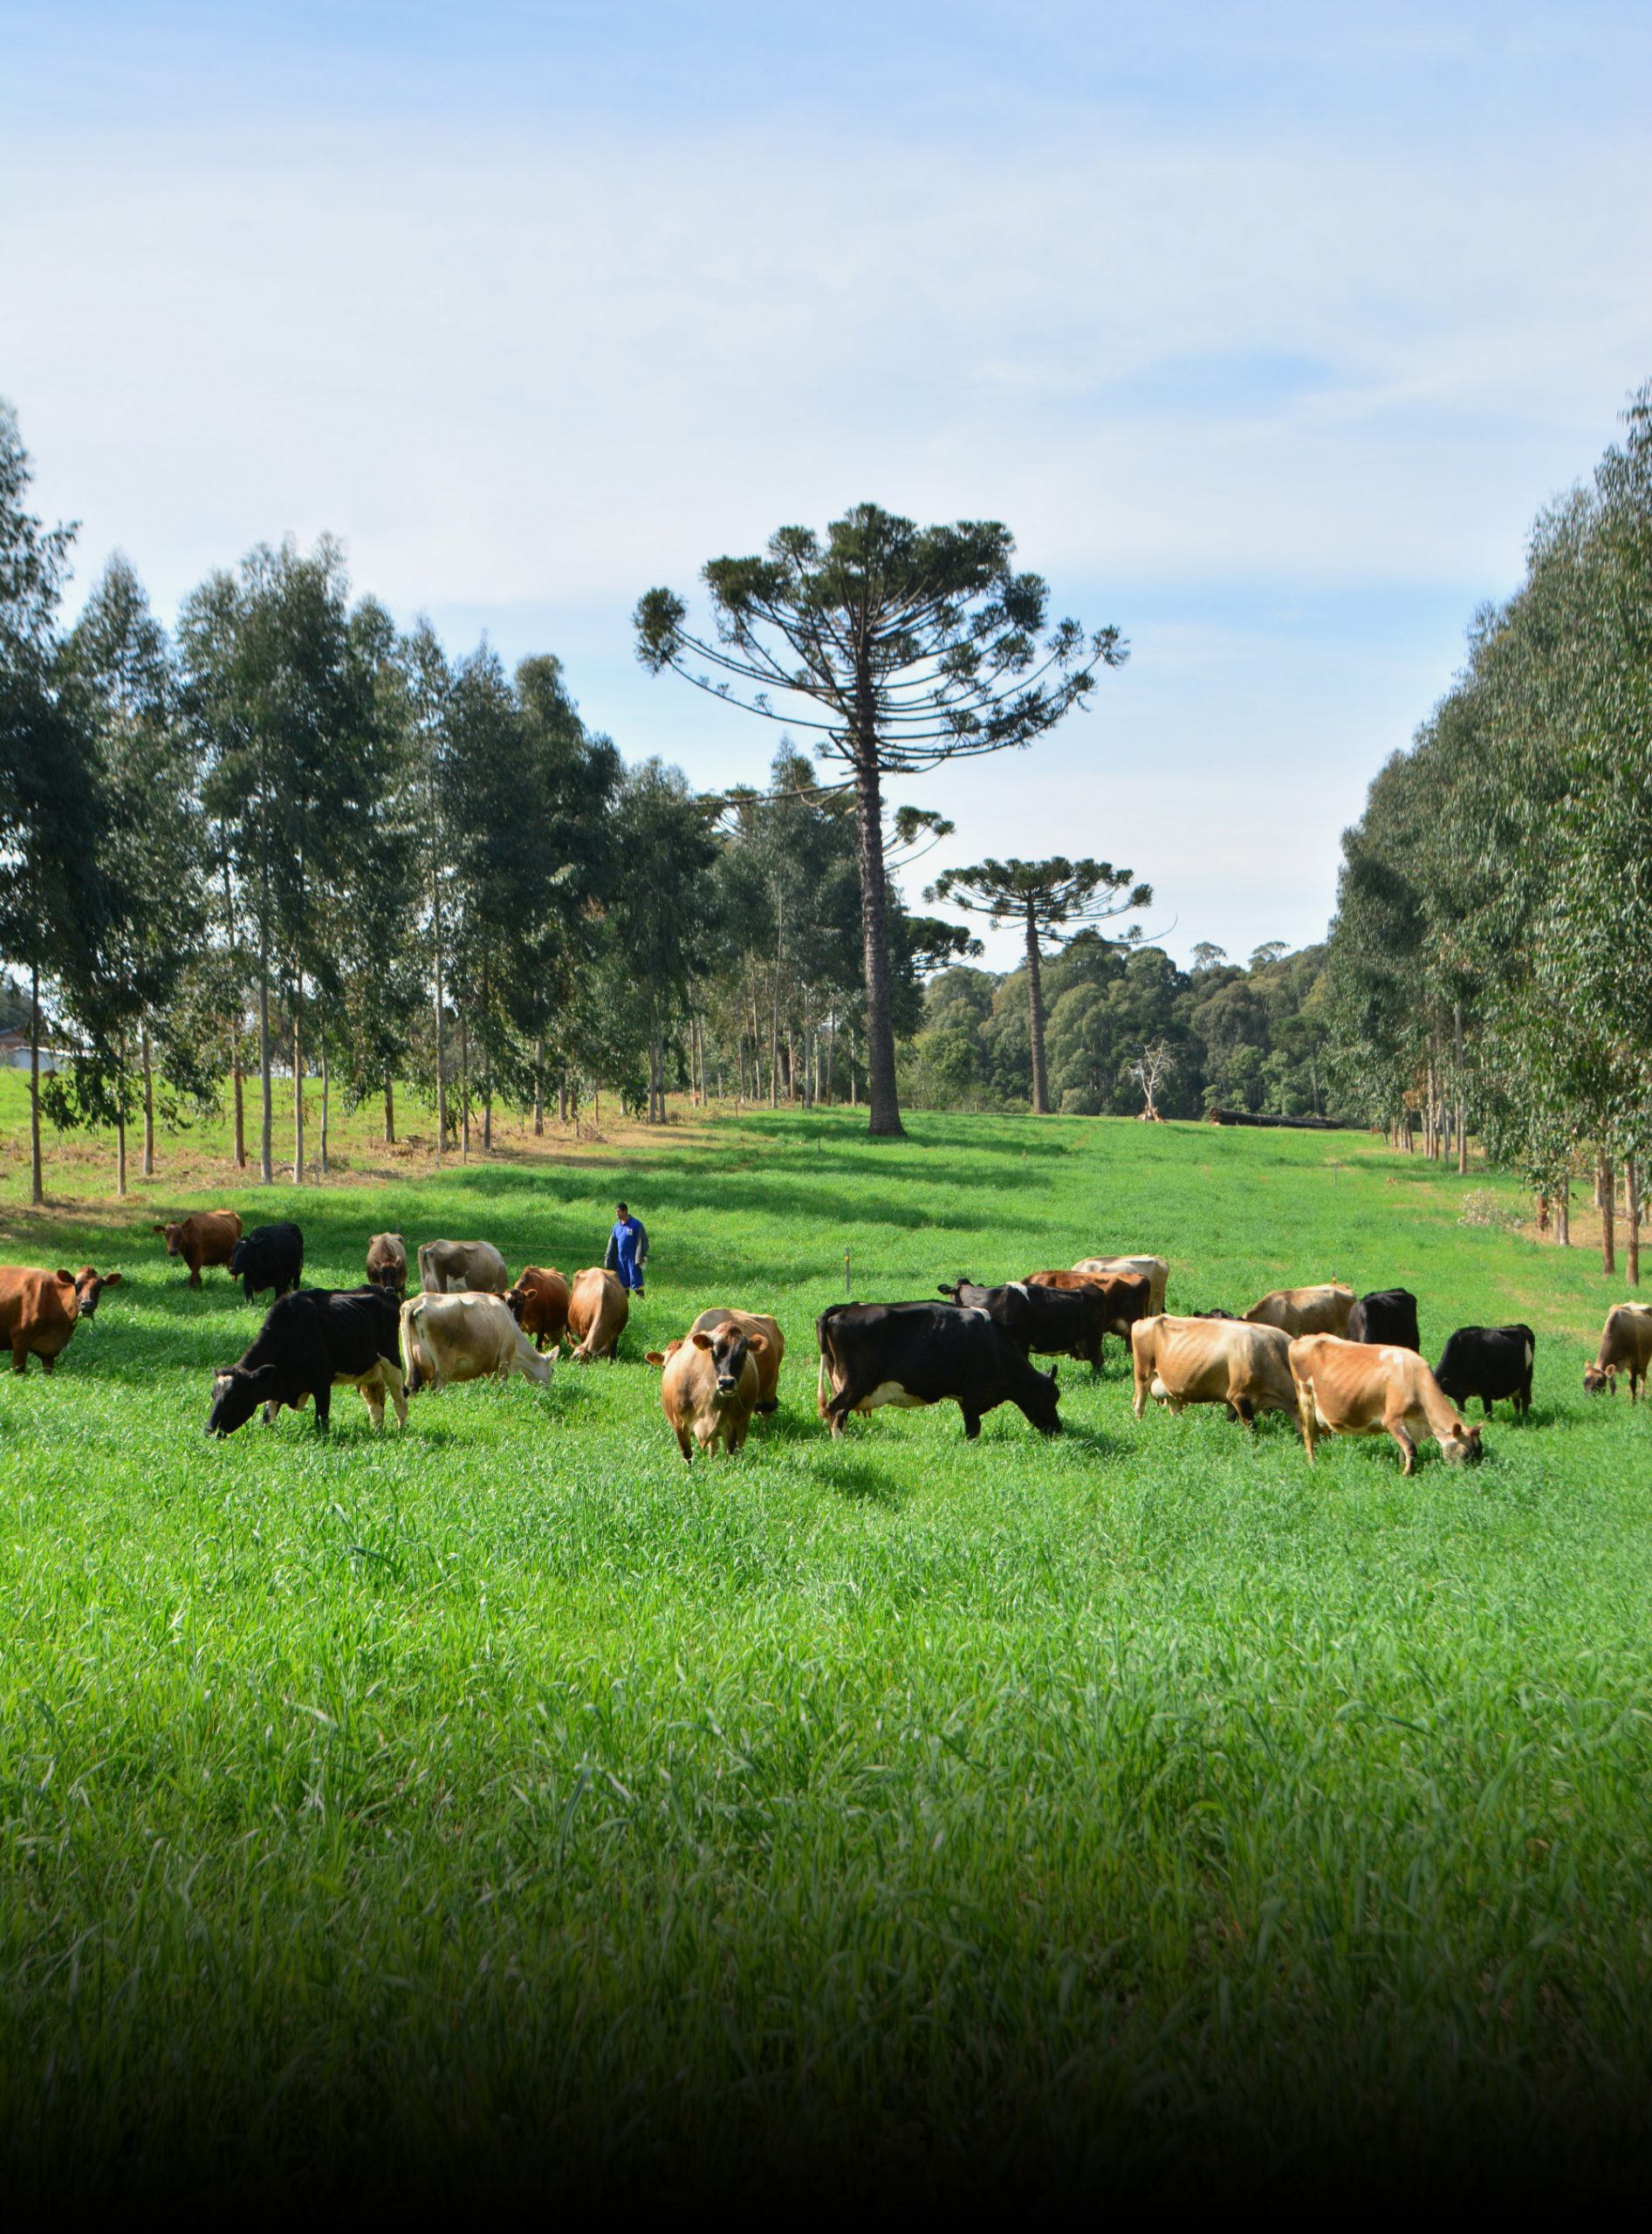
[1131,1313,1296,1427]
[1029,1267,1152,1350]
[0,1265,121,1374]
[1073,1254,1169,1313]
[507,1266,572,1353]
[1244,1282,1354,1337]
[1583,1303,1652,1400]
[1288,1333,1484,1475]
[366,1231,408,1299]
[567,1266,627,1361]
[687,1308,784,1411]
[154,1210,243,1287]
[650,1321,769,1461]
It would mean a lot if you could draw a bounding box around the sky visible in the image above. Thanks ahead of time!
[4,0,1650,971]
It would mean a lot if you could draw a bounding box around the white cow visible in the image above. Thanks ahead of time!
[401,1291,555,1394]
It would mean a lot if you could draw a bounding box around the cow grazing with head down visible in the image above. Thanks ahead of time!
[1583,1304,1652,1401]
[647,1319,771,1461]
[367,1232,408,1299]
[1347,1288,1421,1351]
[400,1291,555,1395]
[1130,1313,1296,1428]
[0,1265,121,1374]
[1435,1324,1535,1417]
[567,1267,627,1361]
[506,1266,572,1353]
[154,1210,243,1287]
[229,1221,304,1305]
[207,1286,405,1436]
[816,1300,1060,1441]
[938,1276,1108,1372]
[417,1238,510,1295]
[1287,1333,1483,1475]
[1244,1283,1355,1338]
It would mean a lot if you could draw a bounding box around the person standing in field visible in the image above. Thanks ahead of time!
[605,1201,648,1297]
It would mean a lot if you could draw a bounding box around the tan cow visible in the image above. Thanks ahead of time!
[0,1265,121,1373]
[1244,1282,1354,1337]
[506,1266,572,1353]
[687,1308,784,1411]
[1583,1303,1652,1400]
[567,1267,627,1361]
[366,1231,408,1299]
[649,1319,771,1462]
[417,1238,509,1294]
[1131,1313,1296,1426]
[400,1291,555,1394]
[1073,1254,1169,1314]
[154,1210,243,1287]
[1288,1333,1484,1475]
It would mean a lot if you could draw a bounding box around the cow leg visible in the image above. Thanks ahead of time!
[11,1342,29,1374]
[312,1384,332,1435]
[1384,1414,1417,1475]
[1635,1371,1645,1405]
[1231,1395,1257,1430]
[676,1427,694,1463]
[189,1263,202,1288]
[360,1378,386,1432]
[39,1353,53,1374]
[381,1358,408,1428]
[959,1405,983,1439]
[1295,1385,1318,1463]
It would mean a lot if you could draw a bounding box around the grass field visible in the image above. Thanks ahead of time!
[4,1089,1652,2196]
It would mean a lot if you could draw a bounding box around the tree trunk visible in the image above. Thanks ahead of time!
[1628,1156,1641,1287]
[257,928,273,1186]
[384,1073,395,1145]
[1601,1153,1616,1276]
[533,1037,545,1135]
[460,1016,470,1163]
[116,1101,127,1198]
[1559,1178,1571,1247]
[851,747,903,1137]
[233,1058,245,1169]
[141,1024,155,1177]
[559,1075,569,1126]
[29,961,44,1207]
[319,1015,330,1178]
[292,1004,304,1185]
[1025,902,1050,1114]
[432,874,447,1165]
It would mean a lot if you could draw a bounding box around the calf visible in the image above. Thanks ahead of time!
[417,1238,509,1294]
[1131,1313,1297,1427]
[1073,1254,1169,1314]
[686,1308,784,1411]
[366,1231,408,1299]
[206,1286,405,1436]
[939,1276,1107,1372]
[1244,1282,1354,1337]
[1435,1324,1535,1417]
[0,1265,121,1374]
[1347,1288,1421,1351]
[1288,1333,1483,1475]
[567,1266,628,1361]
[1583,1304,1652,1401]
[650,1320,771,1462]
[154,1210,243,1287]
[816,1300,1060,1441]
[229,1220,304,1305]
[400,1291,555,1394]
[506,1265,572,1353]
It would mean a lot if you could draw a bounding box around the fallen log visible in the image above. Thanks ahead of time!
[1206,1107,1347,1131]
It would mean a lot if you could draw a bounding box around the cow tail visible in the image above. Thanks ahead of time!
[400,1299,423,1396]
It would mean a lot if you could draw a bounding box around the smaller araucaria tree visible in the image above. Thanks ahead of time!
[926,856,1151,1114]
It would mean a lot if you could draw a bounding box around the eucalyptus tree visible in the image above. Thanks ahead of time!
[608,758,717,1120]
[925,855,1150,1114]
[636,503,1127,1135]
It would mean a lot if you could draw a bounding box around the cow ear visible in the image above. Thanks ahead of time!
[691,1331,715,1351]
[746,1332,767,1353]
[644,1350,667,1367]
[55,1269,75,1285]
[102,1271,122,1287]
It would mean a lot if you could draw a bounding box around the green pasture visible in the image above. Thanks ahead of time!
[3,1105,1652,2193]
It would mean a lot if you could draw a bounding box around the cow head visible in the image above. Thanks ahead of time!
[206,1361,278,1437]
[691,1323,763,1402]
[1026,1362,1063,1436]
[1583,1363,1615,1396]
[229,1237,252,1278]
[154,1222,184,1257]
[504,1285,528,1325]
[69,1266,120,1320]
[1439,1415,1484,1465]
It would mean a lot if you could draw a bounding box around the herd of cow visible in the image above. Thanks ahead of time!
[4,1209,1652,1476]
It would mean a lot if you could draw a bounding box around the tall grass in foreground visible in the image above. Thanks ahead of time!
[3,1108,1651,2192]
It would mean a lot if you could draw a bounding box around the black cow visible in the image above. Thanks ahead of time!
[206,1286,403,1436]
[1435,1323,1535,1418]
[1347,1287,1421,1351]
[937,1276,1107,1372]
[817,1300,1061,1440]
[229,1221,305,1306]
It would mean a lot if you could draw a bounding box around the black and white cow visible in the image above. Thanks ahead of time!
[228,1221,305,1306]
[206,1286,405,1436]
[1434,1323,1536,1416]
[1346,1288,1422,1351]
[816,1300,1061,1440]
[936,1276,1107,1372]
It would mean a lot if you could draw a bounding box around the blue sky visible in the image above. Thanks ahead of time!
[5,1,1650,968]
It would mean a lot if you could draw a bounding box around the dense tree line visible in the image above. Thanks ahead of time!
[1321,384,1652,1274]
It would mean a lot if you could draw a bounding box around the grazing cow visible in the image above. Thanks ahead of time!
[1130,1313,1296,1427]
[1582,1304,1652,1401]
[229,1221,304,1305]
[815,1300,1061,1441]
[1347,1288,1421,1351]
[649,1319,771,1461]
[206,1286,405,1436]
[400,1291,555,1394]
[366,1231,408,1299]
[686,1308,784,1410]
[506,1265,572,1353]
[0,1265,121,1374]
[1244,1282,1354,1337]
[938,1276,1107,1372]
[1073,1255,1169,1314]
[417,1238,510,1295]
[1435,1324,1536,1418]
[1029,1268,1154,1353]
[1287,1333,1483,1474]
[567,1267,628,1361]
[154,1210,243,1287]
